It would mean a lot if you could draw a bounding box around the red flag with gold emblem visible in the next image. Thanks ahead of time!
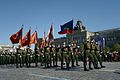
[10,28,23,44]
[21,29,31,46]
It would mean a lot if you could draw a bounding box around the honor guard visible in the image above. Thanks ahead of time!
[61,42,70,69]
[84,39,92,71]
[40,48,44,66]
[90,40,100,70]
[16,45,22,68]
[44,46,50,68]
[34,46,39,67]
[95,42,105,68]
[55,45,61,67]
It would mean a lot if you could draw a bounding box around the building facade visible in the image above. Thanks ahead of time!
[97,28,120,47]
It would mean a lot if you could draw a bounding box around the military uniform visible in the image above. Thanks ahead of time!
[61,45,70,69]
[16,47,21,68]
[84,41,95,71]
[40,48,44,66]
[90,41,99,69]
[34,47,39,67]
[25,47,30,67]
[73,47,80,66]
[95,43,105,68]
[55,46,61,67]
[44,46,50,68]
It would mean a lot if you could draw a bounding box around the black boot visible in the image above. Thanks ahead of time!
[84,68,89,71]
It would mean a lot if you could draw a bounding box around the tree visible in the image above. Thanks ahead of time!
[112,43,120,52]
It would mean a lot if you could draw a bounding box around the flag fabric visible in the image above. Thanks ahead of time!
[21,29,31,46]
[30,31,38,44]
[47,25,54,44]
[58,20,73,34]
[39,38,45,48]
[10,28,23,44]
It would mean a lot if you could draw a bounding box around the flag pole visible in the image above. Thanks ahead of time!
[72,18,74,44]
[44,32,46,46]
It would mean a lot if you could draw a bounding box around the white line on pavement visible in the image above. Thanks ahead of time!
[29,73,70,80]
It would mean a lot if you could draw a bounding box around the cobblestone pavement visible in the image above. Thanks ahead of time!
[0,62,120,80]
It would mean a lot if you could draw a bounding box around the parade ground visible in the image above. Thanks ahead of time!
[0,62,120,80]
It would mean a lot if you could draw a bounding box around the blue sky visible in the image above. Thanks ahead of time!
[0,0,120,45]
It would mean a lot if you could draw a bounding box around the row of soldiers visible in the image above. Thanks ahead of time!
[0,43,80,69]
[84,39,105,71]
[0,40,105,71]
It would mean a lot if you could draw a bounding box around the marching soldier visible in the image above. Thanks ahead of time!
[55,45,61,67]
[44,46,50,68]
[34,46,39,67]
[40,48,44,66]
[49,45,53,67]
[22,50,26,67]
[73,43,80,67]
[61,42,70,69]
[25,47,30,67]
[51,45,56,67]
[16,45,21,68]
[61,43,65,69]
[84,39,95,71]
[90,40,100,70]
[95,42,105,68]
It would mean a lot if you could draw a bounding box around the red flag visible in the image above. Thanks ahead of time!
[39,38,45,48]
[30,31,38,44]
[21,29,31,46]
[10,28,23,44]
[47,25,54,44]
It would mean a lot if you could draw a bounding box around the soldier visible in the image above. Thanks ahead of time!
[95,42,105,68]
[90,40,100,70]
[22,49,26,67]
[84,39,95,71]
[55,45,61,67]
[25,47,30,67]
[34,46,39,67]
[61,42,70,69]
[39,48,44,66]
[16,45,21,68]
[49,45,53,67]
[61,43,65,69]
[72,43,80,67]
[44,46,50,68]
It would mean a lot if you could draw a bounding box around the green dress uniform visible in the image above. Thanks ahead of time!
[34,47,39,67]
[16,47,21,68]
[49,47,55,67]
[44,46,50,68]
[40,48,44,66]
[90,42,99,69]
[73,47,80,66]
[61,46,70,69]
[55,47,61,67]
[49,47,53,67]
[95,43,105,68]
[25,48,30,67]
[22,51,26,67]
[61,47,64,69]
[84,41,94,71]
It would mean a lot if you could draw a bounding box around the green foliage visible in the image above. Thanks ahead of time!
[112,43,120,52]
[104,46,110,53]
